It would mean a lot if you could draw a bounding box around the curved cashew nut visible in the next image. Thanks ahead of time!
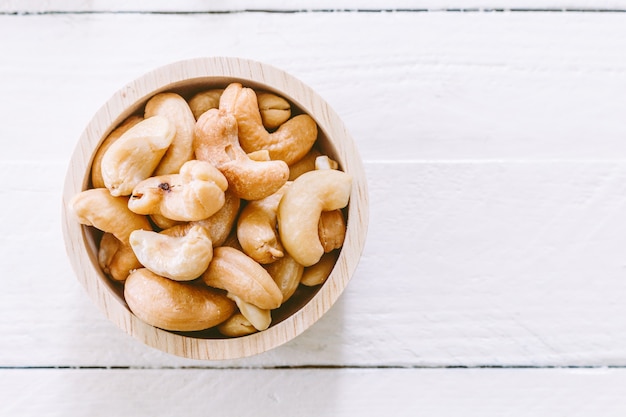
[217,312,258,337]
[149,213,182,230]
[98,232,142,282]
[237,182,290,264]
[91,115,143,189]
[69,188,152,245]
[277,169,352,266]
[192,189,240,246]
[188,89,223,120]
[129,225,213,281]
[193,108,289,201]
[264,253,303,304]
[288,148,322,180]
[318,209,347,253]
[162,188,240,247]
[300,250,340,287]
[202,246,283,310]
[124,268,236,332]
[128,159,228,222]
[101,115,175,196]
[256,91,291,130]
[315,155,339,171]
[228,293,272,331]
[219,83,318,166]
[145,92,196,176]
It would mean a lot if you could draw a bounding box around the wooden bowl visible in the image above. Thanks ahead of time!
[61,57,368,360]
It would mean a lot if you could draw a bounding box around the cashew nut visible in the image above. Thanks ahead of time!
[101,115,175,196]
[236,182,290,264]
[228,293,271,331]
[124,268,236,332]
[247,149,271,162]
[193,108,289,200]
[98,232,142,282]
[129,225,213,281]
[217,312,257,337]
[221,229,244,252]
[188,89,223,120]
[219,83,318,166]
[256,91,291,130]
[315,155,339,171]
[318,209,347,253]
[202,246,283,310]
[69,188,152,245]
[128,159,228,222]
[162,188,240,247]
[300,250,340,287]
[288,148,322,180]
[91,115,143,189]
[264,253,303,304]
[277,169,352,266]
[145,92,196,176]
[192,189,240,246]
[149,213,182,230]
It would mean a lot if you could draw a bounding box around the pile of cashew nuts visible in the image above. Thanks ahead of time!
[69,82,352,337]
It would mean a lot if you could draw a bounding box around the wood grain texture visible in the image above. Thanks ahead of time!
[2,367,626,417]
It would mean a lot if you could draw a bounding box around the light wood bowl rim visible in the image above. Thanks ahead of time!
[61,56,369,360]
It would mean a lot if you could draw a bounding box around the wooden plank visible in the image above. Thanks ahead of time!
[2,12,626,163]
[3,1,626,13]
[4,161,626,367]
[1,367,625,416]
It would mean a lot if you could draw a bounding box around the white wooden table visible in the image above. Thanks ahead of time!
[3,1,626,415]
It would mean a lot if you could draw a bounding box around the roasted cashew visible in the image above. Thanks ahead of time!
[129,225,213,281]
[256,91,291,130]
[247,149,271,162]
[318,209,347,253]
[228,293,271,331]
[101,115,175,196]
[163,189,240,247]
[315,155,339,171]
[217,312,257,337]
[277,169,352,266]
[288,148,322,180]
[264,253,303,304]
[202,246,283,310]
[221,229,244,252]
[149,213,182,230]
[193,108,289,200]
[69,188,152,245]
[98,232,142,282]
[300,250,340,287]
[145,92,196,176]
[91,115,143,189]
[128,159,228,222]
[237,182,290,264]
[219,83,318,166]
[188,89,223,120]
[124,268,236,332]
[192,189,240,246]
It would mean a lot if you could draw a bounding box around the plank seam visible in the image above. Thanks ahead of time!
[2,9,626,15]
[1,365,625,370]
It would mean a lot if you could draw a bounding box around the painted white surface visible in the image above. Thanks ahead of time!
[2,5,626,414]
[3,0,626,12]
[2,368,625,417]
